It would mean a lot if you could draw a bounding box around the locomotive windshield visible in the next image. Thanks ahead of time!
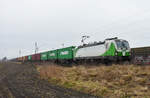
[115,40,130,49]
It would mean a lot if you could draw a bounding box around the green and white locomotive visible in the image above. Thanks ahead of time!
[74,37,131,64]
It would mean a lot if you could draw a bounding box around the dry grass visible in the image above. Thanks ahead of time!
[37,64,150,98]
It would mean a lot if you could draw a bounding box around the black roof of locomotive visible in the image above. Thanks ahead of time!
[78,41,105,48]
[78,37,118,48]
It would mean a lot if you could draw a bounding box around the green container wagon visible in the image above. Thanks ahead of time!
[28,55,32,61]
[57,46,75,59]
[48,50,58,60]
[40,52,48,60]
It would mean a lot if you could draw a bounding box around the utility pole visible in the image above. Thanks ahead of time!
[19,50,21,57]
[35,42,38,54]
[81,35,90,45]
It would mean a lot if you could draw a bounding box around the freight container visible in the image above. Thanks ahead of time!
[36,54,41,60]
[18,57,23,61]
[23,56,26,61]
[17,57,20,61]
[57,46,75,59]
[28,55,32,61]
[32,54,40,61]
[41,52,48,60]
[48,50,58,60]
[25,56,28,61]
[32,55,36,61]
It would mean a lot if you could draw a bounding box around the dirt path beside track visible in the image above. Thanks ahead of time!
[0,62,99,98]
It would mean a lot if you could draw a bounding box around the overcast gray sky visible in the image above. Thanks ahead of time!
[0,0,150,59]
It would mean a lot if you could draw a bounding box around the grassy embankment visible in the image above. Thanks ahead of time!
[37,64,150,98]
[0,63,3,68]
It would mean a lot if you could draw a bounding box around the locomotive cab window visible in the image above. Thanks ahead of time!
[122,41,130,49]
[115,40,129,50]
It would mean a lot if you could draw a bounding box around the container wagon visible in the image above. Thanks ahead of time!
[28,55,32,61]
[47,50,58,63]
[57,46,75,64]
[40,52,48,61]
[32,54,41,61]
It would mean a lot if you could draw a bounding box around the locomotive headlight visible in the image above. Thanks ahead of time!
[115,52,118,56]
[123,51,126,56]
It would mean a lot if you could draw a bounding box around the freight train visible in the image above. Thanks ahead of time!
[13,37,131,65]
